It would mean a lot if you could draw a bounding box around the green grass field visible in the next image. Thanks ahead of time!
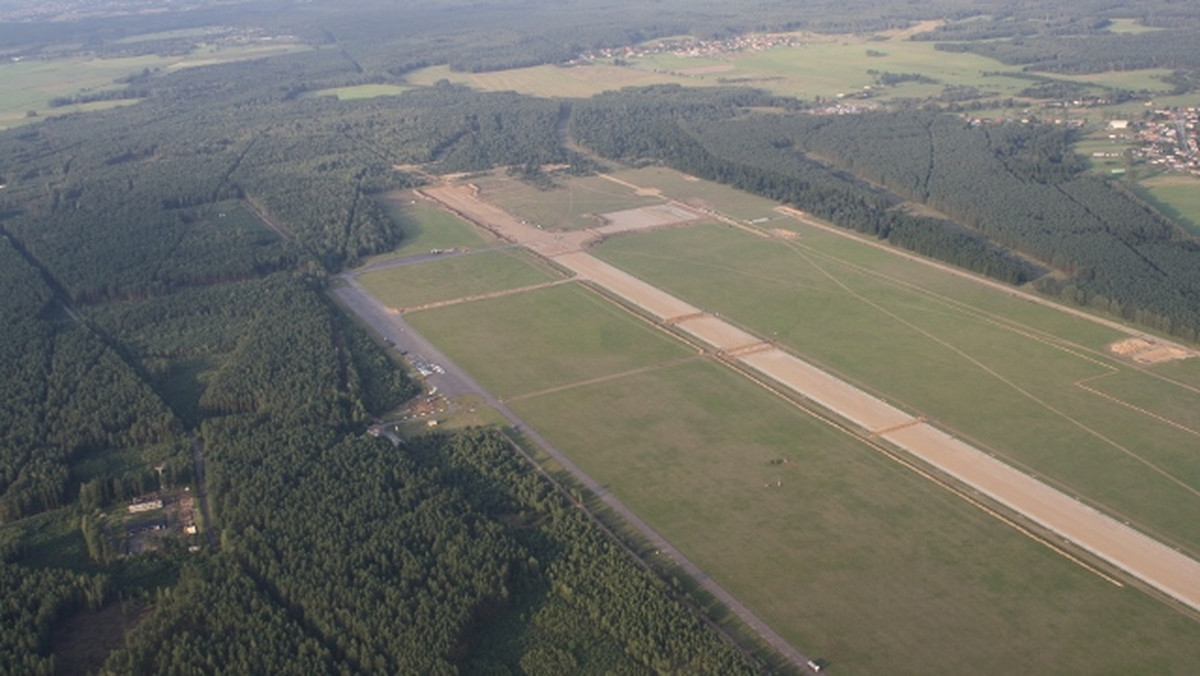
[472,174,665,230]
[1105,18,1164,34]
[404,282,693,399]
[1055,67,1175,94]
[111,27,234,45]
[1075,137,1134,174]
[593,221,1200,554]
[613,166,784,222]
[510,359,1200,675]
[0,41,309,128]
[1133,174,1200,235]
[406,33,1043,103]
[384,266,1200,673]
[358,248,561,310]
[657,35,1036,101]
[403,62,697,97]
[372,192,496,259]
[299,84,411,100]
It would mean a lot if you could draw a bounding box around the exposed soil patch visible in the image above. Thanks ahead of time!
[1109,337,1195,364]
[595,204,699,235]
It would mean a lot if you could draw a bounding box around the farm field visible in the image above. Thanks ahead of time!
[1106,18,1165,34]
[632,33,1038,101]
[357,248,562,310]
[403,30,1048,103]
[299,84,411,100]
[403,62,697,97]
[0,40,310,128]
[472,173,665,231]
[593,222,1200,555]
[1133,174,1200,236]
[404,282,693,399]
[1055,67,1175,94]
[388,270,1200,674]
[372,192,496,259]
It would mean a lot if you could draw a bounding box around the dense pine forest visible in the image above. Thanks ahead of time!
[3,0,1200,673]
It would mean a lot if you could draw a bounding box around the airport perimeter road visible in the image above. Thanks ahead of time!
[330,273,814,672]
[428,184,1200,616]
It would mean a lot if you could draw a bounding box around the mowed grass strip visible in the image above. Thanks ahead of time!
[593,223,1200,552]
[358,249,560,310]
[473,174,665,231]
[613,166,783,223]
[405,282,693,399]
[374,193,495,259]
[509,359,1200,675]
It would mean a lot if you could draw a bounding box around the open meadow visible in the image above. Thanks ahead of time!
[511,359,1200,675]
[634,33,1039,101]
[372,192,497,259]
[0,39,309,128]
[593,220,1200,557]
[383,258,1200,674]
[357,248,562,310]
[404,29,1070,105]
[403,62,698,98]
[613,166,784,222]
[1133,174,1200,236]
[299,84,411,100]
[472,173,665,230]
[404,282,693,399]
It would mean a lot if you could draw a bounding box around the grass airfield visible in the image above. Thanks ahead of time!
[383,168,1200,673]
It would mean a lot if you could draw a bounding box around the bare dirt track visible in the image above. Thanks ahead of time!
[421,179,1200,616]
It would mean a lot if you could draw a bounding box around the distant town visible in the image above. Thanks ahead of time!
[579,33,806,63]
[1132,107,1200,174]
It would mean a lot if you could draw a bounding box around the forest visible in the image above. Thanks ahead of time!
[0,4,769,671]
[571,87,1200,338]
[3,0,1200,673]
[572,86,1040,285]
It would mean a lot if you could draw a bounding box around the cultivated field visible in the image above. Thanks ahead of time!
[299,84,411,100]
[404,30,1062,104]
[594,222,1200,555]
[357,249,562,310]
[0,39,310,128]
[403,63,699,98]
[472,173,665,230]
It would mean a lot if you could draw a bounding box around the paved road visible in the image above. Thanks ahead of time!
[331,272,815,672]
